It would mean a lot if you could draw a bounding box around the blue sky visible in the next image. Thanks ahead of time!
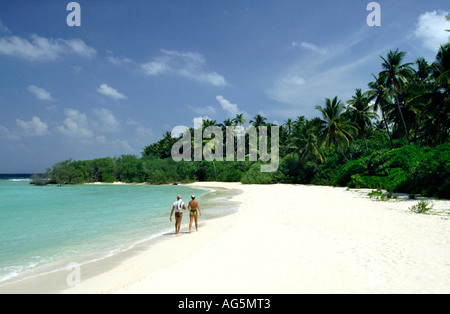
[0,0,449,173]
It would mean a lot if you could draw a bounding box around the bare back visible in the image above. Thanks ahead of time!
[189,200,199,211]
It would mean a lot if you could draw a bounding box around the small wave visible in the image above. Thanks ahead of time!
[0,262,38,285]
[192,186,216,192]
[7,179,31,182]
[0,254,63,286]
[0,271,19,284]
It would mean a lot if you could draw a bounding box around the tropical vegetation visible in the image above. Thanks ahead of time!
[37,42,450,199]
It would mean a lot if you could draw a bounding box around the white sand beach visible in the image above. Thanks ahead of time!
[57,182,450,294]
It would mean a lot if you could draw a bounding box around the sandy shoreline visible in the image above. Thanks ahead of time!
[2,182,449,294]
[66,182,450,294]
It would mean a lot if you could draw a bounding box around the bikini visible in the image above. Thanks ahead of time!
[190,201,198,215]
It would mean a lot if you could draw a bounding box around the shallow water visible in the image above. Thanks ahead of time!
[0,175,238,287]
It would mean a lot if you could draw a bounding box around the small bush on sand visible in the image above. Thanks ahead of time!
[409,200,434,214]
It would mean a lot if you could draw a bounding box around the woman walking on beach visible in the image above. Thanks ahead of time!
[188,195,201,233]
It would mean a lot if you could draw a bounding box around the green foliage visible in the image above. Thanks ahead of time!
[409,200,434,214]
[368,189,385,200]
[217,161,252,182]
[276,154,312,184]
[142,132,179,159]
[46,138,450,200]
[241,163,277,184]
[141,157,176,184]
[49,159,90,184]
[367,189,397,200]
[321,141,450,198]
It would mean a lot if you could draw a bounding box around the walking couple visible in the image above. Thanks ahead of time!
[170,195,201,235]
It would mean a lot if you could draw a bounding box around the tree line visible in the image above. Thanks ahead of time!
[38,43,449,199]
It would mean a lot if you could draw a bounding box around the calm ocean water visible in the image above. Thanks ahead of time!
[0,174,237,286]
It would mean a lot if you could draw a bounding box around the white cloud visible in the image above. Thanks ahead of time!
[141,49,227,86]
[216,95,242,117]
[107,55,132,65]
[414,11,450,51]
[141,58,169,75]
[126,118,139,126]
[188,105,217,116]
[0,34,96,61]
[57,108,94,138]
[0,35,64,61]
[292,41,327,55]
[281,75,306,86]
[92,108,121,133]
[15,116,49,136]
[113,139,133,152]
[95,135,107,144]
[64,38,97,58]
[136,125,154,138]
[0,19,10,34]
[47,105,58,112]
[97,84,127,100]
[268,52,377,114]
[268,27,388,118]
[27,85,53,101]
[72,66,83,73]
[0,125,19,140]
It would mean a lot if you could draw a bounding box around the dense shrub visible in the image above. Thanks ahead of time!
[46,139,449,199]
[323,141,450,198]
[241,163,277,184]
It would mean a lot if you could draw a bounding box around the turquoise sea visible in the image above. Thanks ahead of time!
[0,174,237,287]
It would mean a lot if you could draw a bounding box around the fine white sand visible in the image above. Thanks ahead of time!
[60,182,450,294]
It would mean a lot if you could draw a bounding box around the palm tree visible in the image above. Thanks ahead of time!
[162,131,178,158]
[201,119,219,181]
[283,118,294,135]
[315,96,357,161]
[293,116,306,132]
[402,58,434,142]
[424,43,450,144]
[218,118,236,159]
[415,57,433,83]
[291,118,324,171]
[380,49,414,144]
[202,119,218,128]
[446,14,450,32]
[366,73,394,148]
[373,120,386,132]
[433,43,450,87]
[249,114,268,128]
[219,118,234,129]
[232,113,246,127]
[346,88,379,148]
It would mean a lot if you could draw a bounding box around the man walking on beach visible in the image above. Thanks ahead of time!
[170,195,186,235]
